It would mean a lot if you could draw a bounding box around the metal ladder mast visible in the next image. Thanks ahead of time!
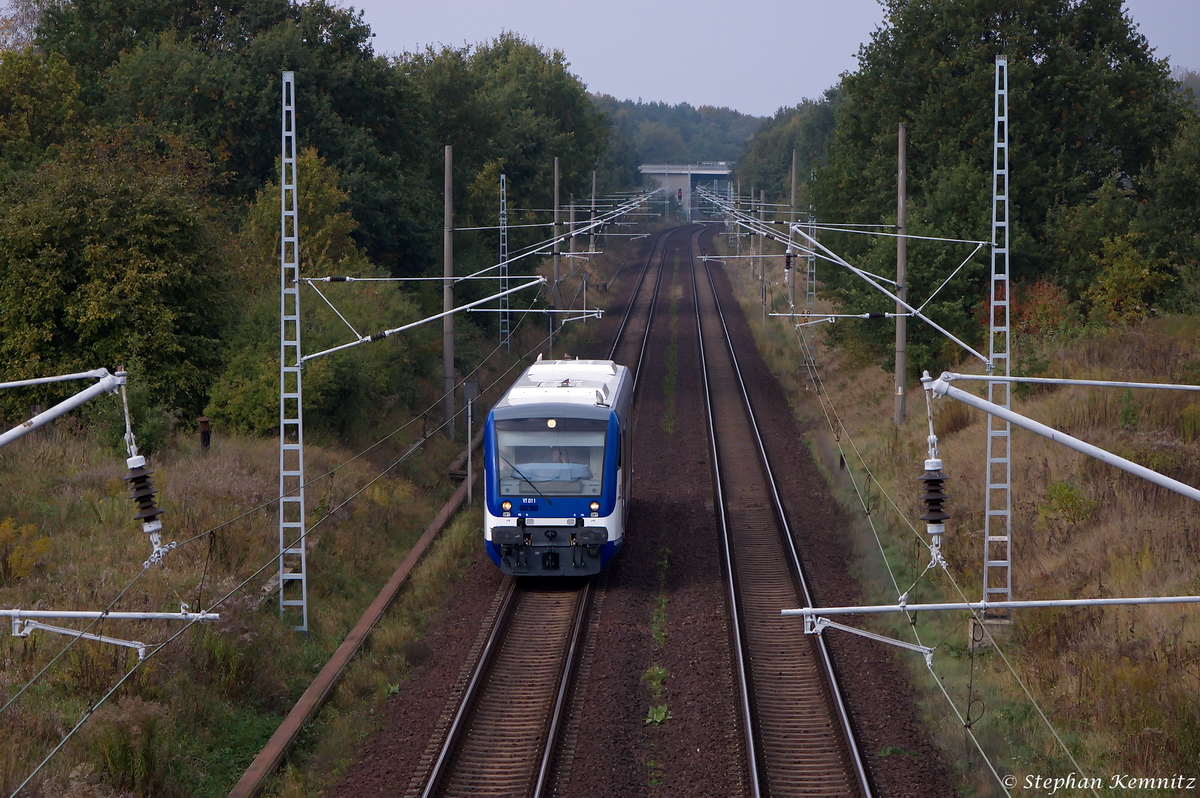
[499,174,510,351]
[803,209,818,367]
[278,71,308,632]
[727,183,735,248]
[983,56,1012,620]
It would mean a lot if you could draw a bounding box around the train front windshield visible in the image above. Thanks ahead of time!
[495,417,608,497]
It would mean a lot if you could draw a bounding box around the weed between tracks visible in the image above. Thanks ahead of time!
[0,218,657,797]
[643,544,672,789]
[714,233,1200,793]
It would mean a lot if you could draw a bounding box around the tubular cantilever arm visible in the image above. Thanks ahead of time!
[0,369,125,449]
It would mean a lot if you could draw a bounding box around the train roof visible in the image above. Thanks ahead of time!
[491,359,629,420]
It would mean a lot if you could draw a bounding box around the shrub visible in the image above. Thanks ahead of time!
[0,516,50,583]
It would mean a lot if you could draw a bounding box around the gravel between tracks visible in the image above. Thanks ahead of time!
[331,227,955,797]
[705,230,957,797]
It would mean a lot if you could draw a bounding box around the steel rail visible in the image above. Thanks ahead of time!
[607,226,682,369]
[694,225,872,796]
[691,226,761,798]
[419,581,589,797]
[533,581,593,796]
[419,578,518,798]
[418,227,674,797]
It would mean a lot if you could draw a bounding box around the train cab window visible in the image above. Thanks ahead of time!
[495,417,608,496]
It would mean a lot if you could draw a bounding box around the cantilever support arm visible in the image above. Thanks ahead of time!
[301,278,545,363]
[0,369,125,449]
[925,371,1200,503]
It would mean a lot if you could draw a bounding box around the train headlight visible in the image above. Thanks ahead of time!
[501,500,512,512]
[589,501,600,512]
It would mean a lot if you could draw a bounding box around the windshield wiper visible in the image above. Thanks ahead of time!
[500,454,553,506]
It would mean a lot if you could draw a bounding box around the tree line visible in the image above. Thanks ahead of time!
[736,0,1200,375]
[0,0,633,438]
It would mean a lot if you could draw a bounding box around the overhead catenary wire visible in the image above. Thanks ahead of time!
[5,183,651,775]
[697,198,1074,792]
[788,327,1012,795]
[7,315,571,795]
[700,148,1098,797]
[0,291,552,725]
[787,308,1095,797]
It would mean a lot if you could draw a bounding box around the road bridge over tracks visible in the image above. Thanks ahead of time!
[639,162,732,220]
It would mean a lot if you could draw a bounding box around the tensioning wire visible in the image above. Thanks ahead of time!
[789,304,1095,795]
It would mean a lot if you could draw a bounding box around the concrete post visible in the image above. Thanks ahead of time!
[895,123,908,427]
[759,189,766,328]
[443,145,455,440]
[551,157,561,357]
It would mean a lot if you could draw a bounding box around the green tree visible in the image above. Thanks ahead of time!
[206,148,434,437]
[0,125,229,417]
[811,0,1190,374]
[36,0,290,106]
[0,48,80,179]
[51,0,434,275]
[735,90,841,207]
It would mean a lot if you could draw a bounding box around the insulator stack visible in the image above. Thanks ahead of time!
[123,455,164,534]
[784,252,794,271]
[919,458,949,549]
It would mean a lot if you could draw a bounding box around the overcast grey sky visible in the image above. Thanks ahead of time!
[350,0,1200,118]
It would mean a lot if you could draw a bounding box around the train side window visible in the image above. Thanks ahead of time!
[618,431,623,467]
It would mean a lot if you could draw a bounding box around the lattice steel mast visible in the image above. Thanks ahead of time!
[499,173,510,351]
[983,56,1012,620]
[803,207,818,368]
[278,71,308,632]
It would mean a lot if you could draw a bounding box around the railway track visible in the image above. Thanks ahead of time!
[419,579,591,797]
[412,226,683,797]
[690,226,872,796]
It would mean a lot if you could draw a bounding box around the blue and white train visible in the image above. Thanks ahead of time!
[483,358,633,576]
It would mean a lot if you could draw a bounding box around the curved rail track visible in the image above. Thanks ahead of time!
[414,226,686,797]
[690,225,872,796]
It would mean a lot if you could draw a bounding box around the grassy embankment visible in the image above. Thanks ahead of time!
[0,419,461,797]
[713,232,1200,795]
[0,221,641,797]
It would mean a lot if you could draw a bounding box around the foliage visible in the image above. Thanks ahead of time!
[205,148,434,437]
[734,90,841,205]
[1039,480,1097,527]
[0,0,47,51]
[0,7,618,430]
[806,0,1194,375]
[1175,68,1200,109]
[88,1,430,273]
[0,48,79,179]
[0,516,51,583]
[0,124,229,418]
[644,704,672,725]
[86,698,171,797]
[1012,279,1077,338]
[1084,235,1173,324]
[593,94,762,164]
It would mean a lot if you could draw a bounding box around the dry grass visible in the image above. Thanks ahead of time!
[0,225,651,797]
[713,232,1200,793]
[0,418,470,796]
